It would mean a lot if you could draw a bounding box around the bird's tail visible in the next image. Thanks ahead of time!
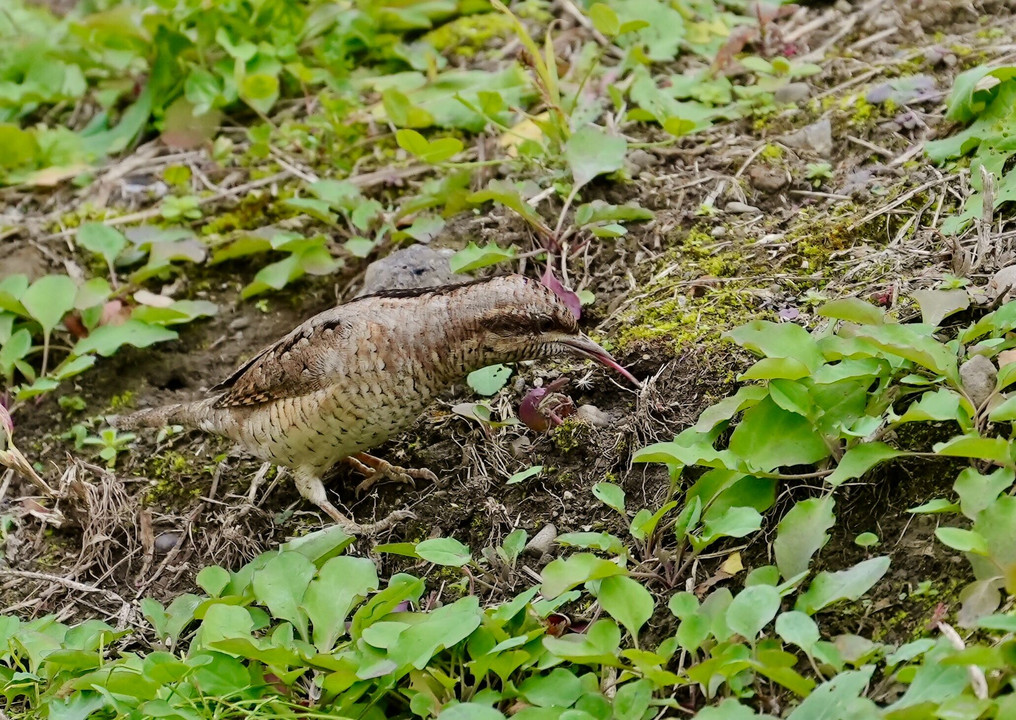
[109,398,217,431]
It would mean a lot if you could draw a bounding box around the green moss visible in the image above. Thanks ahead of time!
[760,143,783,161]
[423,13,514,58]
[110,391,135,410]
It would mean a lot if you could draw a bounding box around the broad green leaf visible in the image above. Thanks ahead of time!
[251,552,315,639]
[519,668,582,708]
[776,611,820,652]
[724,320,825,371]
[416,537,471,566]
[726,585,780,640]
[449,242,517,273]
[77,224,127,265]
[795,557,890,614]
[852,323,959,383]
[729,397,831,472]
[738,357,811,381]
[774,496,835,580]
[592,482,625,514]
[697,506,762,546]
[21,275,76,335]
[912,289,970,327]
[817,298,885,325]
[467,364,512,396]
[468,180,549,233]
[556,532,624,554]
[786,667,875,720]
[594,576,653,639]
[935,527,988,555]
[540,553,624,598]
[396,129,463,163]
[894,388,968,425]
[612,679,652,720]
[196,566,230,597]
[826,443,903,487]
[388,596,482,669]
[955,467,1015,519]
[438,703,506,720]
[542,618,622,666]
[304,556,378,652]
[73,321,177,356]
[588,3,620,36]
[934,434,1012,465]
[239,73,279,115]
[565,126,627,188]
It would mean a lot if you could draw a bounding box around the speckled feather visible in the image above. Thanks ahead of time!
[115,275,578,482]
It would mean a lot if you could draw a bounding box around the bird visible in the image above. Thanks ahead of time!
[112,274,639,534]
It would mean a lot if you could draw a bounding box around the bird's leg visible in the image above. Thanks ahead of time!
[293,467,414,535]
[348,452,438,497]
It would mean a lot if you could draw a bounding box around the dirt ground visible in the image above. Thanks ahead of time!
[2,0,1013,646]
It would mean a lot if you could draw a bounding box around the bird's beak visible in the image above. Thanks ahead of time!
[559,334,641,387]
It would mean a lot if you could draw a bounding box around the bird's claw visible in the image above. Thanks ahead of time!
[349,454,438,497]
[352,509,417,536]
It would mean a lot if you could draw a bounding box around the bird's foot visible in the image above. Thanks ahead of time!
[348,453,438,497]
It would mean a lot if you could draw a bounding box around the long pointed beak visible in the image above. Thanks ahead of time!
[560,334,641,387]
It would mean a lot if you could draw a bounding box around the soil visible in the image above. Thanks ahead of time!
[2,0,1014,655]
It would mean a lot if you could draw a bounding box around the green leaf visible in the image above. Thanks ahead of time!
[776,611,820,652]
[795,556,891,614]
[416,537,471,566]
[449,242,517,273]
[251,552,315,639]
[854,532,879,547]
[935,527,988,555]
[697,506,762,546]
[565,126,627,188]
[73,320,177,356]
[395,129,463,163]
[594,576,653,639]
[912,289,970,327]
[729,397,831,473]
[612,679,653,720]
[739,357,812,381]
[239,73,279,115]
[77,224,127,266]
[507,465,543,485]
[196,566,230,597]
[469,180,550,234]
[557,531,624,554]
[438,703,506,720]
[726,584,780,640]
[934,434,1013,465]
[826,443,903,487]
[304,556,378,652]
[774,496,835,580]
[21,275,76,335]
[852,323,959,383]
[519,668,582,708]
[542,618,622,666]
[818,297,885,325]
[786,667,875,720]
[467,364,512,396]
[388,595,482,669]
[540,553,624,598]
[592,482,625,515]
[955,467,1015,519]
[588,3,620,36]
[724,320,825,371]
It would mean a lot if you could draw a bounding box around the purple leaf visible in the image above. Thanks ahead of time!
[541,266,582,320]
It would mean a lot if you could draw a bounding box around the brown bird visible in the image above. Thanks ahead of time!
[113,274,638,534]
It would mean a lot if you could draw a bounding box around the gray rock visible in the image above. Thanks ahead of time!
[782,118,833,157]
[357,244,470,296]
[775,82,811,104]
[960,355,997,409]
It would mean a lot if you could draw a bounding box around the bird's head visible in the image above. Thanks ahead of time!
[471,276,639,386]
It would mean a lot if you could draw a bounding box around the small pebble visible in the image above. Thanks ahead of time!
[575,404,612,427]
[774,82,811,104]
[524,523,557,557]
[154,531,183,554]
[726,201,760,214]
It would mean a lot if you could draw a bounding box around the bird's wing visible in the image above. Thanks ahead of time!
[211,310,354,407]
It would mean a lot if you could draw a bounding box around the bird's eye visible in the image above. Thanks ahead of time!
[537,315,555,332]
